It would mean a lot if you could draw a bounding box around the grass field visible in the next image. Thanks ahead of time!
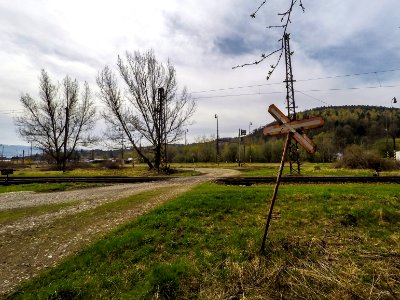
[9,165,160,177]
[238,162,400,177]
[6,164,201,177]
[8,182,400,299]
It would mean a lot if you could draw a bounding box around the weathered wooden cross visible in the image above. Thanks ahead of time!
[263,104,324,154]
[260,104,324,253]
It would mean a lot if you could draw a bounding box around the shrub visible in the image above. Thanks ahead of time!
[335,144,400,170]
[102,160,123,170]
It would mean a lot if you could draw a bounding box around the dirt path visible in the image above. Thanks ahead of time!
[0,168,239,296]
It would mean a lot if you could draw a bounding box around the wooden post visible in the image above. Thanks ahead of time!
[261,133,290,254]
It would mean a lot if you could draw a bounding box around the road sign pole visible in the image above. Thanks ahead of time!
[261,133,290,254]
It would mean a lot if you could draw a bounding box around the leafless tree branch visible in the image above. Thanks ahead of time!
[234,0,305,80]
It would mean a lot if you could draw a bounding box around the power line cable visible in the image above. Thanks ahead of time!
[190,67,400,94]
[295,90,331,106]
[192,82,400,101]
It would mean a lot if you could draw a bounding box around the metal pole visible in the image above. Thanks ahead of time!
[215,114,219,164]
[157,87,164,171]
[164,89,168,165]
[238,129,241,167]
[261,133,290,254]
[119,128,124,162]
[386,110,389,158]
[122,133,124,162]
[243,137,246,164]
[63,105,69,172]
[184,129,188,163]
[392,97,397,158]
[249,122,252,163]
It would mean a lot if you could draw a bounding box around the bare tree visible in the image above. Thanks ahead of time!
[15,69,96,171]
[97,50,196,171]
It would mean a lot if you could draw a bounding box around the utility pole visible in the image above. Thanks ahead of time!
[121,129,124,162]
[157,87,166,171]
[249,122,252,163]
[386,110,389,158]
[391,97,397,158]
[139,135,142,163]
[238,129,241,167]
[30,140,33,167]
[164,88,168,165]
[283,33,301,175]
[63,105,70,172]
[184,129,188,163]
[215,114,219,164]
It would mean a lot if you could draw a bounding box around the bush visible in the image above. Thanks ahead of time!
[101,160,123,169]
[335,145,400,170]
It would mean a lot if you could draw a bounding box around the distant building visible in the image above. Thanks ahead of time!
[396,151,400,161]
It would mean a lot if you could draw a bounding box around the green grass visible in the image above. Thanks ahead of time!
[0,183,108,194]
[12,165,152,177]
[11,164,199,177]
[239,162,400,177]
[8,182,400,299]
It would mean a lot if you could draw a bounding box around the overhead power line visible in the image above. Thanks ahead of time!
[192,82,400,103]
[190,67,400,95]
[295,90,331,106]
[1,68,399,115]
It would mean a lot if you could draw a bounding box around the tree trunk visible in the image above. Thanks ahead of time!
[131,142,154,170]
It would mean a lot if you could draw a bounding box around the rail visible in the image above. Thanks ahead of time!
[215,176,400,185]
[1,176,173,186]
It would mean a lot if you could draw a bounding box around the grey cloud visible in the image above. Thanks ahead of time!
[309,30,400,79]
[0,3,101,73]
[214,35,252,55]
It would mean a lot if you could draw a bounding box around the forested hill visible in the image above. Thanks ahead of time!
[256,105,400,153]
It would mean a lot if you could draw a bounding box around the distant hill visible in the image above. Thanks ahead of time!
[298,106,396,145]
[247,105,400,162]
[255,105,399,146]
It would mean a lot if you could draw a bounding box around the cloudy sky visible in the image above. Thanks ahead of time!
[0,0,399,146]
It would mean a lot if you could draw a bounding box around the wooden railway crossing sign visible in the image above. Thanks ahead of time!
[263,104,324,153]
[260,104,324,253]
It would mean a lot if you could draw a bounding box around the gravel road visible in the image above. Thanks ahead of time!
[0,168,239,296]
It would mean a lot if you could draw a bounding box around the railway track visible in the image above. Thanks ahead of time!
[1,176,172,185]
[215,176,400,185]
[2,175,400,186]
